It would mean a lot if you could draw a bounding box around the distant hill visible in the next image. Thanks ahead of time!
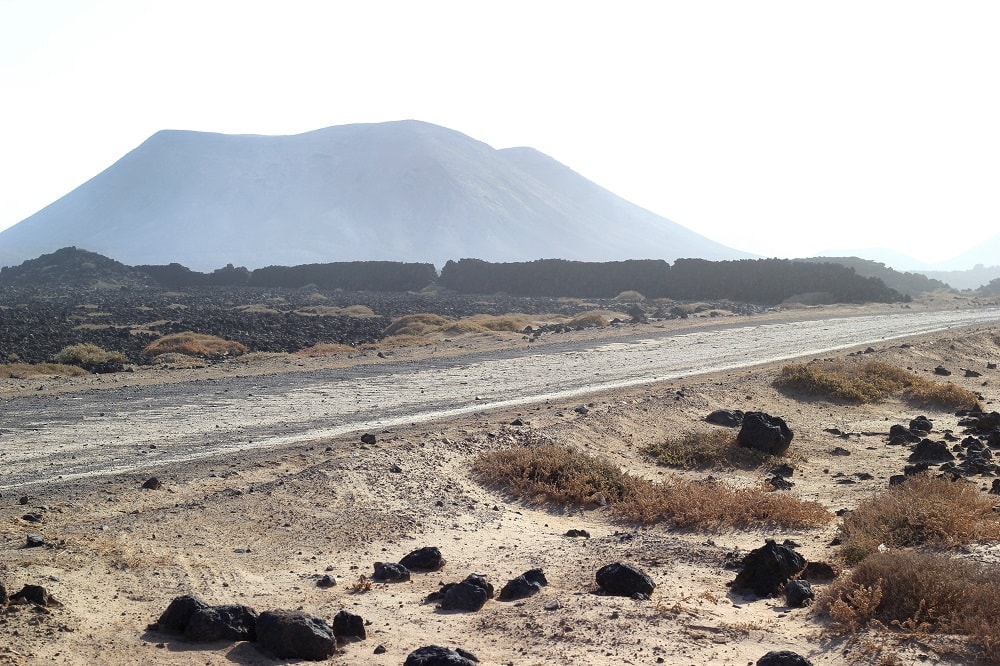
[0,120,754,270]
[795,256,949,297]
[0,246,156,289]
[917,265,1000,291]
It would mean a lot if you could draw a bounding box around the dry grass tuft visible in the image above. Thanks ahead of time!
[440,320,488,335]
[150,352,209,369]
[776,360,979,409]
[643,430,783,470]
[0,362,88,378]
[384,313,452,337]
[475,444,829,530]
[837,475,1000,564]
[817,551,1000,663]
[295,305,377,318]
[469,314,537,332]
[349,575,373,594]
[143,332,248,359]
[614,290,646,302]
[234,304,281,315]
[295,343,355,357]
[566,312,611,328]
[52,343,126,372]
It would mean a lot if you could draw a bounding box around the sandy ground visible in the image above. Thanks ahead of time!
[2,296,999,665]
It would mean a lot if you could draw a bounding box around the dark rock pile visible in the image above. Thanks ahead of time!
[151,595,361,661]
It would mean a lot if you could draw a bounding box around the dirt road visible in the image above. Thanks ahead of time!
[3,307,998,490]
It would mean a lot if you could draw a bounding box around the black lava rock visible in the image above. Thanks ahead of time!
[372,562,411,582]
[440,574,494,612]
[332,609,366,640]
[596,562,655,597]
[404,645,479,665]
[10,584,53,606]
[737,412,794,455]
[757,651,814,666]
[498,568,548,601]
[255,610,337,661]
[908,439,955,463]
[784,579,815,607]
[184,604,258,642]
[156,595,210,634]
[706,409,744,427]
[732,541,806,597]
[400,546,446,571]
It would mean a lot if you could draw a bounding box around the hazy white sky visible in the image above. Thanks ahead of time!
[2,0,999,264]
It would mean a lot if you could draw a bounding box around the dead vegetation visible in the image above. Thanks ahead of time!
[817,551,1000,663]
[294,342,356,356]
[142,332,248,358]
[776,360,980,409]
[643,429,784,470]
[836,475,1000,564]
[475,443,829,530]
[52,343,127,372]
[384,311,619,338]
[0,362,88,378]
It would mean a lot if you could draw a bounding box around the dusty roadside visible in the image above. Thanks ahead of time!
[1,298,999,665]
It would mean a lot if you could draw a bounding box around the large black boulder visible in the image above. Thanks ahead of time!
[404,645,479,665]
[737,412,794,455]
[595,562,655,597]
[184,604,258,642]
[732,541,806,597]
[156,595,209,634]
[400,546,446,571]
[255,610,337,661]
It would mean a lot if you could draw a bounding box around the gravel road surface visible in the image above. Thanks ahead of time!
[3,307,998,489]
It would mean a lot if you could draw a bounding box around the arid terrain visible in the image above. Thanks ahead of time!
[2,293,1000,665]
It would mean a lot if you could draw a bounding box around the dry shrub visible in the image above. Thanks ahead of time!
[776,360,913,402]
[150,352,208,369]
[295,343,355,356]
[643,430,782,470]
[384,313,452,337]
[469,314,537,332]
[776,360,979,409]
[475,444,829,530]
[374,334,433,350]
[615,290,646,302]
[440,320,488,335]
[906,381,980,410]
[566,312,611,328]
[0,362,88,378]
[235,304,281,314]
[52,343,126,372]
[295,304,377,318]
[837,475,1000,564]
[817,551,1000,663]
[143,332,247,358]
[342,305,377,318]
